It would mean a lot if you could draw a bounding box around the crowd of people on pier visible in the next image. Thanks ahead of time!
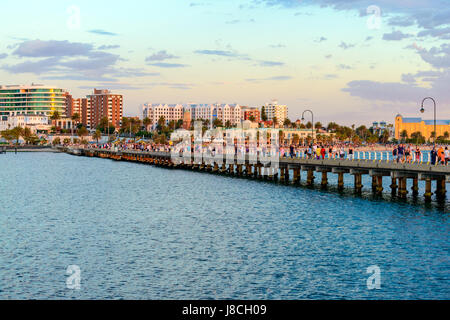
[76,139,450,166]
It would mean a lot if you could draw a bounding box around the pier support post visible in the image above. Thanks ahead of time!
[280,168,285,181]
[436,179,446,198]
[390,178,398,195]
[376,176,383,194]
[424,179,433,202]
[411,178,419,196]
[293,168,300,184]
[321,171,328,188]
[372,176,377,192]
[284,168,290,183]
[354,174,362,192]
[398,178,408,198]
[306,170,315,186]
[338,173,344,190]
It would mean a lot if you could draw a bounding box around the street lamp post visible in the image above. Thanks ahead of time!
[420,97,437,147]
[301,109,314,144]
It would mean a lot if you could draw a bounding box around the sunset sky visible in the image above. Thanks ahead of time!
[0,0,448,125]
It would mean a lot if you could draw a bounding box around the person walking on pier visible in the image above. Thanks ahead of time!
[393,146,398,163]
[430,147,438,165]
[445,147,449,165]
[415,147,422,163]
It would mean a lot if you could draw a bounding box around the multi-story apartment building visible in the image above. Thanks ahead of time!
[0,84,66,121]
[242,106,260,122]
[142,103,244,128]
[264,100,288,126]
[86,89,123,130]
[65,93,82,118]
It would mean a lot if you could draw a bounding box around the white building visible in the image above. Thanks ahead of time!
[142,103,244,128]
[0,115,51,133]
[264,100,288,126]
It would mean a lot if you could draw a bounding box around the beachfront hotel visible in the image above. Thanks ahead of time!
[395,114,450,140]
[0,84,66,121]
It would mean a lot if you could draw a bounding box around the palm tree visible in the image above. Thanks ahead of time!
[92,129,102,143]
[400,130,408,142]
[443,131,449,140]
[50,111,61,133]
[77,126,89,144]
[23,127,33,145]
[71,113,80,143]
[143,117,151,131]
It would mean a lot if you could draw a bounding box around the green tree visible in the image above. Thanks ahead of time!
[400,130,408,142]
[213,118,223,128]
[143,117,152,131]
[50,111,61,133]
[52,137,61,146]
[92,129,102,143]
[77,126,89,142]
[283,118,291,128]
[10,127,24,145]
[261,106,267,122]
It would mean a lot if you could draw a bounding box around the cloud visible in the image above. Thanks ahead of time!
[258,60,284,67]
[88,29,118,36]
[342,80,429,102]
[13,40,92,57]
[338,42,355,50]
[382,30,412,41]
[269,44,286,48]
[315,36,327,43]
[78,83,142,90]
[342,69,450,103]
[338,64,353,70]
[147,62,188,68]
[418,27,450,40]
[418,43,450,69]
[2,39,157,81]
[0,53,7,59]
[255,0,450,41]
[324,54,332,59]
[246,75,293,82]
[324,74,338,80]
[145,50,179,62]
[98,45,120,50]
[194,49,250,61]
[225,19,255,24]
[388,16,415,27]
[194,49,240,57]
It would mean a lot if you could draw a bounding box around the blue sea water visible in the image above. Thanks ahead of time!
[0,152,448,300]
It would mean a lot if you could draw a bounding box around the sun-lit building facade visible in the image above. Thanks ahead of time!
[395,114,450,140]
[0,84,66,121]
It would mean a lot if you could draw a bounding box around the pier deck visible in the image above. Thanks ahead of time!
[63,147,449,202]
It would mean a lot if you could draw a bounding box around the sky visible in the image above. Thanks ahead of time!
[0,0,449,126]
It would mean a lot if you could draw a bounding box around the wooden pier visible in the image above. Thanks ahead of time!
[63,148,449,203]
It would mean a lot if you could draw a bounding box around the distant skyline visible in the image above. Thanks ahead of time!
[0,0,448,126]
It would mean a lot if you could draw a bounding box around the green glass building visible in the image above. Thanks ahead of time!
[0,84,66,121]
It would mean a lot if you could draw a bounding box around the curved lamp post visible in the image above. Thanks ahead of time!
[301,109,314,144]
[420,97,436,146]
